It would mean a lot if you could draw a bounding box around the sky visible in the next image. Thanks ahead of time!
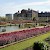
[0,0,50,16]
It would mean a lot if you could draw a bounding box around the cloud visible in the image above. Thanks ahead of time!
[0,0,50,16]
[14,0,50,7]
[16,2,44,7]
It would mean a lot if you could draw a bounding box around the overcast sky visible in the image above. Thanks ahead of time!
[0,0,50,16]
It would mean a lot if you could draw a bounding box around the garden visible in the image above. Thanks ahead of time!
[0,26,50,50]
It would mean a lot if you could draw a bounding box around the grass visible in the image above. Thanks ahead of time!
[0,32,50,50]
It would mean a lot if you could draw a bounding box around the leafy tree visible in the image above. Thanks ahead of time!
[33,42,48,50]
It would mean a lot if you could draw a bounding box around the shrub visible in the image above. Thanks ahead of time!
[33,42,49,50]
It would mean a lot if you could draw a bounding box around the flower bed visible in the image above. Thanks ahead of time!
[0,26,50,46]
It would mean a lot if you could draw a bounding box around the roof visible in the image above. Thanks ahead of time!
[38,13,50,17]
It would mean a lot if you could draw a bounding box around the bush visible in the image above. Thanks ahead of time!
[33,42,48,50]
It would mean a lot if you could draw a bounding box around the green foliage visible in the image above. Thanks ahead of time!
[24,24,34,28]
[0,16,8,22]
[39,24,46,26]
[33,42,45,50]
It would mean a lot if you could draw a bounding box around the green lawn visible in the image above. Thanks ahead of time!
[0,32,50,50]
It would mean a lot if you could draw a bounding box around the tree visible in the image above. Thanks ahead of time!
[33,42,48,50]
[0,17,7,22]
[33,17,37,26]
